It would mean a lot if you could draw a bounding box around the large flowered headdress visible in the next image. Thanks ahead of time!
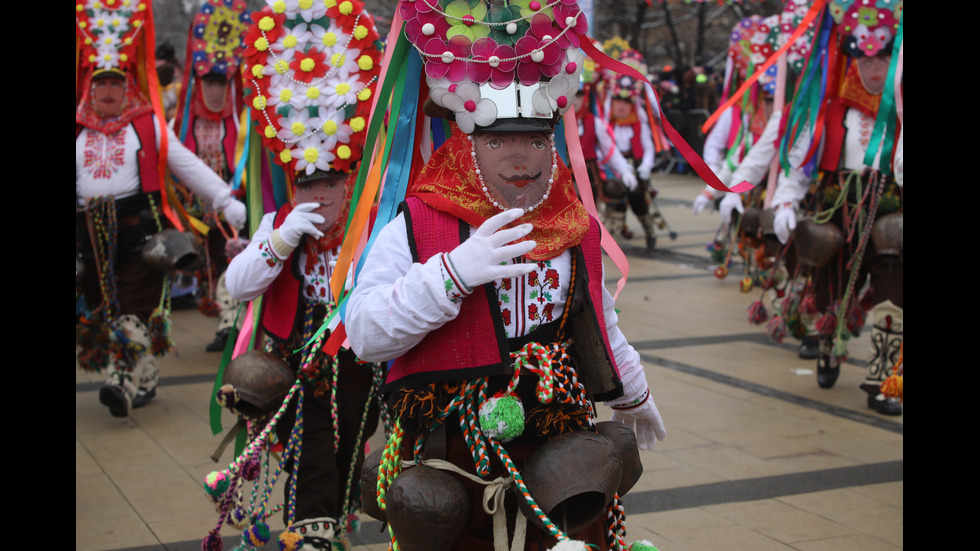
[829,0,903,57]
[188,0,251,79]
[75,0,150,77]
[401,0,588,133]
[241,0,383,177]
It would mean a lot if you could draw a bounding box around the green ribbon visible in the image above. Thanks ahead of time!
[863,13,902,173]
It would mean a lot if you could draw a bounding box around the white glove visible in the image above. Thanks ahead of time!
[719,193,744,226]
[620,170,638,191]
[275,202,325,251]
[637,164,653,181]
[609,389,666,450]
[447,208,537,291]
[692,192,712,215]
[222,199,247,230]
[773,205,797,244]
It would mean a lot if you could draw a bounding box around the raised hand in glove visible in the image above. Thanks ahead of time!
[222,199,247,230]
[637,164,653,182]
[609,388,666,450]
[447,208,537,291]
[270,202,325,256]
[719,193,744,226]
[773,204,797,244]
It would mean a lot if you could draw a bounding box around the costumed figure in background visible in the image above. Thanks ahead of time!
[75,0,247,418]
[156,42,183,124]
[601,45,661,251]
[573,56,638,218]
[766,0,903,414]
[699,4,822,358]
[173,0,251,353]
[201,2,386,550]
[345,2,667,550]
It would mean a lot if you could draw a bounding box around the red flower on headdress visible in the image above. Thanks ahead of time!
[290,47,328,83]
[423,35,471,82]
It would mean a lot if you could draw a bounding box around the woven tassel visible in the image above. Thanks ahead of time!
[881,373,903,401]
[148,307,175,356]
[198,295,220,317]
[747,300,768,325]
[765,315,787,343]
[815,312,837,335]
[846,303,867,336]
[798,292,818,315]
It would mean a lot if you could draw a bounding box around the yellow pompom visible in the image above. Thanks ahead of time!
[119,54,128,62]
[283,35,297,48]
[255,37,269,52]
[253,95,267,110]
[331,53,345,67]
[251,64,265,78]
[275,60,288,74]
[280,88,293,102]
[350,117,365,132]
[304,147,319,163]
[357,55,373,71]
[337,145,351,159]
[299,0,313,9]
[335,83,351,96]
[339,1,353,15]
[354,26,368,40]
[272,0,286,13]
[291,122,305,136]
[76,3,84,12]
[357,88,372,101]
[258,16,275,32]
[306,87,320,99]
[300,58,316,72]
[280,150,294,163]
[322,32,338,47]
[325,0,337,8]
[323,120,338,135]
[264,126,277,139]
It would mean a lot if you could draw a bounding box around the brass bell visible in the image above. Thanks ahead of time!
[385,466,470,551]
[517,431,623,534]
[739,207,762,236]
[794,218,844,268]
[603,178,628,201]
[221,350,295,420]
[872,212,903,259]
[141,229,203,272]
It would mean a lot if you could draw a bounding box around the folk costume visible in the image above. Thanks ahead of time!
[75,0,246,418]
[202,2,386,550]
[346,2,666,550]
[748,0,904,414]
[174,0,252,353]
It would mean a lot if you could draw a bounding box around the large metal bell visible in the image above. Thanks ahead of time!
[221,350,295,420]
[517,431,623,534]
[142,229,203,272]
[359,448,386,523]
[872,212,903,259]
[759,209,776,239]
[739,207,762,236]
[794,219,844,268]
[595,421,643,496]
[603,178,628,201]
[385,465,470,551]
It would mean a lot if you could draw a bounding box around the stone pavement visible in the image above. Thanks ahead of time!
[76,173,902,551]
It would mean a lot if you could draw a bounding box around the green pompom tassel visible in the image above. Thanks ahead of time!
[479,393,525,442]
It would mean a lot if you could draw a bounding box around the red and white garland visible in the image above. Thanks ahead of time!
[242,0,382,176]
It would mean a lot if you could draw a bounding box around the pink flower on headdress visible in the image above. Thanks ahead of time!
[399,0,440,23]
[404,6,450,51]
[422,35,472,83]
[438,82,498,134]
[468,38,517,89]
[512,0,554,20]
[553,4,587,48]
[514,15,563,85]
[853,24,890,57]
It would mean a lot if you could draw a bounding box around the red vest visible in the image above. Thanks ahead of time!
[183,114,238,179]
[383,198,623,401]
[76,113,161,193]
[260,204,305,342]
